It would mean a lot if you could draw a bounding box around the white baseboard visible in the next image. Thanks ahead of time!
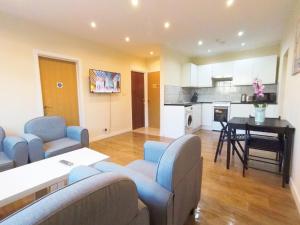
[90,128,132,142]
[290,177,300,214]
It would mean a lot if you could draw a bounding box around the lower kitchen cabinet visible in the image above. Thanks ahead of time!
[230,104,279,119]
[192,104,202,131]
[201,103,213,130]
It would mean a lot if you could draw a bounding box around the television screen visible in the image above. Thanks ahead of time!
[89,69,121,93]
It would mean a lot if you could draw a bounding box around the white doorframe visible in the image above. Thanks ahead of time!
[33,49,85,126]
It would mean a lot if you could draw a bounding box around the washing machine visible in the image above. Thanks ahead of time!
[185,106,193,134]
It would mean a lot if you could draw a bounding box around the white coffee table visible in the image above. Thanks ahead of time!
[0,148,109,207]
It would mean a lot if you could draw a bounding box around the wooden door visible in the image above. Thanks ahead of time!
[148,71,160,128]
[39,57,79,125]
[131,71,145,129]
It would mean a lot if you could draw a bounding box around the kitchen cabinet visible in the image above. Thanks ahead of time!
[182,63,198,87]
[252,55,277,84]
[233,55,277,85]
[192,104,202,130]
[233,58,254,86]
[211,62,234,78]
[198,64,213,87]
[230,104,279,119]
[201,103,213,130]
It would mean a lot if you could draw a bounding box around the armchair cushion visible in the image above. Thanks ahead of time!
[22,134,44,162]
[3,136,28,167]
[94,161,173,225]
[44,138,81,158]
[127,160,157,180]
[144,141,168,163]
[0,127,5,152]
[67,126,89,147]
[24,116,66,142]
[68,166,101,185]
[0,152,14,172]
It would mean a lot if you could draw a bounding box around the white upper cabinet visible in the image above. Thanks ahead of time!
[182,63,198,87]
[211,62,234,78]
[233,55,277,85]
[233,58,254,86]
[252,55,277,84]
[198,64,213,87]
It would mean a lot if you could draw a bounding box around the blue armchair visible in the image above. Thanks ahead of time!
[23,116,89,162]
[92,134,203,225]
[0,127,28,172]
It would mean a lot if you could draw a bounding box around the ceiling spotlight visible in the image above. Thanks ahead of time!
[164,22,170,29]
[208,49,211,53]
[238,31,244,37]
[226,0,235,7]
[150,51,154,55]
[198,40,203,46]
[90,21,96,28]
[131,0,139,7]
[241,42,246,46]
[125,37,130,42]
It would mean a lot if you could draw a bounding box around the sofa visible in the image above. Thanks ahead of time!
[72,134,203,225]
[0,126,28,172]
[1,172,150,225]
[23,116,89,162]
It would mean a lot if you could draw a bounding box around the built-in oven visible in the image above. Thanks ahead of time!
[212,102,231,131]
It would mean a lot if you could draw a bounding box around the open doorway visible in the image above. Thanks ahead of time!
[279,50,289,113]
[38,56,80,126]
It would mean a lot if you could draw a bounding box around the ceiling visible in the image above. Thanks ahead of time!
[0,0,295,58]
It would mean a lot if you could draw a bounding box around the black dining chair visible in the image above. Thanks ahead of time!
[243,122,285,179]
[214,121,245,163]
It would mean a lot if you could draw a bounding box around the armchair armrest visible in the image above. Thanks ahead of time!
[67,126,89,147]
[22,134,44,162]
[144,141,168,163]
[68,165,100,185]
[3,136,28,167]
[94,161,173,225]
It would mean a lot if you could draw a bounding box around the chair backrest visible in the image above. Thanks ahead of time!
[1,173,140,225]
[24,116,66,142]
[156,134,201,192]
[0,127,5,151]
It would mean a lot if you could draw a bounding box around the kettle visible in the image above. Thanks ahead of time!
[191,92,198,103]
[241,94,247,103]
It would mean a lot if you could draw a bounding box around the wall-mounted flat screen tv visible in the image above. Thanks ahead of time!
[89,69,121,93]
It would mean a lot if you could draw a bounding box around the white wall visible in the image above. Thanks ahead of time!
[278,0,300,212]
[160,47,189,135]
[0,13,147,140]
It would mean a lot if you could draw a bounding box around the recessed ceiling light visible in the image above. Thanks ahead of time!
[226,0,235,7]
[131,0,139,7]
[164,22,170,29]
[198,40,203,46]
[90,21,96,28]
[150,51,154,55]
[238,31,244,37]
[208,49,211,53]
[241,42,246,46]
[125,37,130,42]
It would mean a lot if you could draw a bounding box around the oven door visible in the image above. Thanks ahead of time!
[214,107,228,122]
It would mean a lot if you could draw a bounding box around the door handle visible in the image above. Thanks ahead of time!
[43,106,52,109]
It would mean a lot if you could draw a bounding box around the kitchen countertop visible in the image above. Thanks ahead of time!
[164,101,278,106]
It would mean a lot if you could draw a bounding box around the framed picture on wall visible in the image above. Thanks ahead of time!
[293,19,300,75]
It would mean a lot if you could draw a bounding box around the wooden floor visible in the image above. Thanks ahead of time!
[1,130,300,225]
[91,130,300,225]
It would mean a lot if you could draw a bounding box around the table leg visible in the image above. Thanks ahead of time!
[227,125,232,169]
[284,130,295,184]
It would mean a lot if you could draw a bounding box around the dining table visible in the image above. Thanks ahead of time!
[227,117,295,186]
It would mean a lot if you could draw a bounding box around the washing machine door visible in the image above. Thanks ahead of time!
[186,113,193,128]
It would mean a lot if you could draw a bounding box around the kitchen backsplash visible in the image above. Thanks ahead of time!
[164,84,278,103]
